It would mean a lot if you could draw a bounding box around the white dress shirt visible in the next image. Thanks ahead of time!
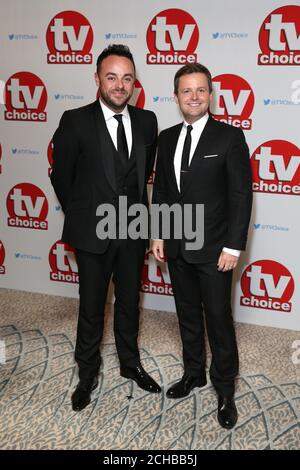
[173,113,240,258]
[99,99,132,156]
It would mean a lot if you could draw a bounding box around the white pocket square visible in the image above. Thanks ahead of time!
[203,154,218,158]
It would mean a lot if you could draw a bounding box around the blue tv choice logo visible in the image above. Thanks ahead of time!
[263,98,300,106]
[153,96,175,103]
[254,223,289,232]
[212,32,248,39]
[54,94,84,101]
[15,252,42,261]
[11,148,40,156]
[8,34,38,40]
[104,33,137,40]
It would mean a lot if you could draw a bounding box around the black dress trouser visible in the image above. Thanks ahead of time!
[168,253,239,397]
[75,238,146,380]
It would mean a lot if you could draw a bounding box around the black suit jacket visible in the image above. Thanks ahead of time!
[51,100,158,254]
[152,116,252,263]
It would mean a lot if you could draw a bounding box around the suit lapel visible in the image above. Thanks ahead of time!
[93,100,117,193]
[128,106,146,199]
[180,116,216,197]
[168,124,182,197]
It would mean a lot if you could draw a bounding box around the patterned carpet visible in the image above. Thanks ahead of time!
[0,288,300,450]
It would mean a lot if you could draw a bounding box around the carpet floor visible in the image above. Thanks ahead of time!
[0,288,299,450]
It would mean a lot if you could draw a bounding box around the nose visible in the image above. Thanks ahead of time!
[115,78,125,89]
[191,90,198,100]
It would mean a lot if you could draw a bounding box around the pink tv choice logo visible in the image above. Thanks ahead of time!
[48,139,53,176]
[258,5,300,65]
[47,10,93,64]
[96,78,145,109]
[7,183,48,230]
[4,72,47,122]
[146,9,199,64]
[211,74,254,130]
[141,252,173,296]
[0,241,5,275]
[49,241,79,284]
[240,260,294,313]
[251,140,300,195]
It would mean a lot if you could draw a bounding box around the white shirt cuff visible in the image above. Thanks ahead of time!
[223,247,241,257]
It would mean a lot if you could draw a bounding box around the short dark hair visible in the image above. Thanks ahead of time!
[96,44,136,73]
[174,63,213,94]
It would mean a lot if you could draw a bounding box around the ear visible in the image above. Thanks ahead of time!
[94,72,100,88]
[174,93,178,104]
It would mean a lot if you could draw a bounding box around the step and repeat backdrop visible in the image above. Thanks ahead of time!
[0,0,299,330]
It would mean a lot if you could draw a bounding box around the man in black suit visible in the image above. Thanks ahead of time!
[51,44,160,412]
[152,63,252,429]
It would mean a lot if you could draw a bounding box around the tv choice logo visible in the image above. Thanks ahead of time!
[7,183,48,230]
[251,140,300,196]
[129,79,145,109]
[211,74,254,130]
[240,260,294,313]
[258,5,300,65]
[4,72,47,122]
[97,79,145,109]
[141,252,173,296]
[46,10,93,64]
[49,241,79,284]
[48,139,53,176]
[146,9,199,65]
[0,241,5,275]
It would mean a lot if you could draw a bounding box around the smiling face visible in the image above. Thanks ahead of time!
[175,72,212,124]
[95,55,135,112]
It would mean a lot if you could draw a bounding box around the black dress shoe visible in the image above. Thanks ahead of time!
[217,396,238,429]
[167,373,207,399]
[120,366,161,393]
[71,376,98,412]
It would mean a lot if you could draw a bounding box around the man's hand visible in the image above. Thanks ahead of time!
[151,240,165,262]
[217,251,238,272]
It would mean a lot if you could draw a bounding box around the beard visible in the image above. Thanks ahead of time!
[99,85,132,112]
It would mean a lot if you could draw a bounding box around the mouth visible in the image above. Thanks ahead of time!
[112,90,127,97]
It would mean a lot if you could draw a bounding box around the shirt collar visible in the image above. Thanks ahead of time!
[183,112,209,131]
[99,98,129,122]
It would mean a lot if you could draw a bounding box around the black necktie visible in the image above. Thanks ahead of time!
[180,124,193,192]
[114,114,129,166]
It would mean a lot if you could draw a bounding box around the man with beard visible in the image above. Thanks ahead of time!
[51,44,160,412]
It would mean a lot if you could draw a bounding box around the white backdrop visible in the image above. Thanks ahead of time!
[0,0,299,331]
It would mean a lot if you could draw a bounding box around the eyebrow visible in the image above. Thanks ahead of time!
[105,72,134,78]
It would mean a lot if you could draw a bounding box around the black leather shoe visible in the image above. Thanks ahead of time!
[217,396,238,429]
[166,372,207,399]
[71,376,98,412]
[120,366,161,393]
